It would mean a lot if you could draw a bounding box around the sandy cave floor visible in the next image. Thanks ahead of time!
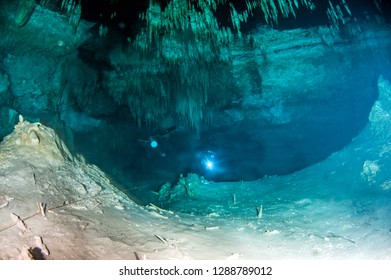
[0,119,391,260]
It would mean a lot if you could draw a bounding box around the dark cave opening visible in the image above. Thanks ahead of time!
[68,79,378,205]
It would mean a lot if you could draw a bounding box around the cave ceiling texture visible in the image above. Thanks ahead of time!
[1,0,391,203]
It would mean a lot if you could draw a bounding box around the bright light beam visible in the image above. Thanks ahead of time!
[205,159,214,170]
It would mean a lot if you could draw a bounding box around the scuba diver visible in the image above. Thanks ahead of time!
[200,150,216,171]
[138,125,177,158]
[138,125,222,180]
[195,149,219,179]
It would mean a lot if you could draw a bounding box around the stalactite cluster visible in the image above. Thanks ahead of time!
[33,1,354,130]
[127,0,324,130]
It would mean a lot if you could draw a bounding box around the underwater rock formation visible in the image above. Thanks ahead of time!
[369,76,391,139]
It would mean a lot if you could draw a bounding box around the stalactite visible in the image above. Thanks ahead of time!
[326,0,351,26]
[15,0,35,26]
[114,0,351,129]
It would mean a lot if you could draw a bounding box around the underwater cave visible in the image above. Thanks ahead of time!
[0,0,391,260]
